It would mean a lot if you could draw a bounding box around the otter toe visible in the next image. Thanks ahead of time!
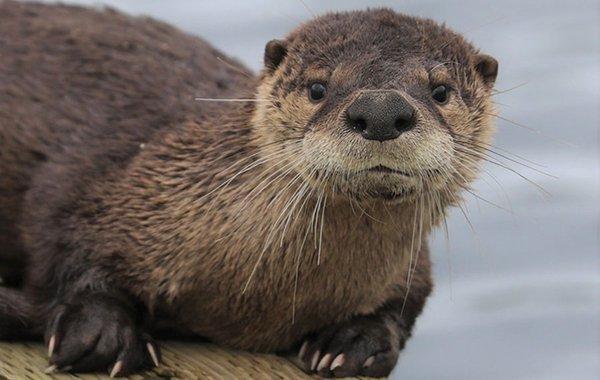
[298,316,400,378]
[45,295,159,375]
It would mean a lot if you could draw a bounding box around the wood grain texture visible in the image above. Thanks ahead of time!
[0,342,372,379]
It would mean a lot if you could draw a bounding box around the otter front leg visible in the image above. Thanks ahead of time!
[298,248,432,378]
[44,291,160,376]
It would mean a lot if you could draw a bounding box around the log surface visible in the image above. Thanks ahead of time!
[0,341,325,379]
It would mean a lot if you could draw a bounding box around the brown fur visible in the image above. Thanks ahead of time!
[0,1,497,377]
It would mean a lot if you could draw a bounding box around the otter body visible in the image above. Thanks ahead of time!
[0,1,498,378]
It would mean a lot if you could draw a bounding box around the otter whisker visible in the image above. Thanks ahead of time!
[491,82,528,96]
[218,145,305,242]
[456,200,486,257]
[455,145,551,197]
[480,141,546,168]
[241,177,307,294]
[205,142,301,212]
[297,0,317,18]
[428,60,459,73]
[452,138,516,211]
[269,168,313,237]
[452,166,514,213]
[242,155,325,294]
[441,209,454,298]
[230,146,303,217]
[452,157,515,214]
[348,196,358,216]
[317,193,327,266]
[350,198,386,224]
[434,18,500,56]
[311,188,325,251]
[291,224,311,324]
[454,135,555,177]
[280,169,320,248]
[288,170,325,244]
[401,191,425,317]
[478,168,515,215]
[198,140,288,200]
[216,56,253,78]
[432,184,456,298]
[290,165,334,323]
[262,165,314,222]
[194,98,271,102]
[291,177,321,324]
[485,112,577,147]
[262,140,330,252]
[406,192,420,289]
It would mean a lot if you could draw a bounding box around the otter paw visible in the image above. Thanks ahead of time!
[44,294,159,377]
[297,316,400,378]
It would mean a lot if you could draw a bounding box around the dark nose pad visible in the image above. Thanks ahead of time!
[346,91,415,142]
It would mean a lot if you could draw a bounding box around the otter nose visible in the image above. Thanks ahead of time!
[346,91,415,142]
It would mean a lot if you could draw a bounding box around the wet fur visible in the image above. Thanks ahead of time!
[0,1,496,377]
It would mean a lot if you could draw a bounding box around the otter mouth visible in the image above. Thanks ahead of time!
[365,187,416,201]
[364,165,412,177]
[375,191,412,200]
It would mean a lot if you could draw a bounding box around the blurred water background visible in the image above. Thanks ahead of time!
[41,1,600,379]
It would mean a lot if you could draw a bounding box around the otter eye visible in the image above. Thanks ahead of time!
[431,85,449,104]
[308,82,327,102]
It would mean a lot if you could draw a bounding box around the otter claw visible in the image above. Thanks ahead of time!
[147,342,160,367]
[363,355,375,368]
[48,335,56,357]
[44,364,57,374]
[317,353,332,372]
[109,360,123,378]
[298,340,308,359]
[310,350,320,371]
[331,353,345,371]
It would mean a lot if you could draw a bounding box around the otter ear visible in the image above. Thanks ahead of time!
[474,54,498,88]
[264,39,288,72]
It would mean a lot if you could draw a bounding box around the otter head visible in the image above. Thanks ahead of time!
[252,9,498,203]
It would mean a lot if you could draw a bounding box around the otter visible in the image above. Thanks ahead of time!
[0,1,498,378]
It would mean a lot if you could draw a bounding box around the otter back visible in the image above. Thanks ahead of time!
[0,0,252,282]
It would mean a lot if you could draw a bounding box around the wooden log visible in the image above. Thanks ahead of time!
[0,341,371,379]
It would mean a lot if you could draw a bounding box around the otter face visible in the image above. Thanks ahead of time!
[253,9,498,202]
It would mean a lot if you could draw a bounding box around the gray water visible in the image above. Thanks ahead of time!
[41,1,600,379]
